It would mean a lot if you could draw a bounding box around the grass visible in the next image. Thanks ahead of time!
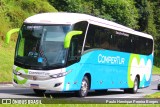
[152,65,160,75]
[0,40,16,82]
[145,92,160,98]
[0,104,160,107]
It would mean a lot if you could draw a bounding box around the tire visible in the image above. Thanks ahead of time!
[124,77,139,94]
[124,89,130,93]
[33,89,46,96]
[77,76,89,97]
[158,84,160,90]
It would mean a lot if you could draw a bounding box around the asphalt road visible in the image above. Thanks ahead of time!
[0,75,159,99]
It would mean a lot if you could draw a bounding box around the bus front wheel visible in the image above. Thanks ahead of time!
[33,89,46,96]
[77,76,89,97]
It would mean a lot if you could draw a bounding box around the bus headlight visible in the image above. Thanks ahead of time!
[13,70,22,75]
[50,70,72,78]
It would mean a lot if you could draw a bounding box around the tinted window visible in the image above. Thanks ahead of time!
[85,24,153,55]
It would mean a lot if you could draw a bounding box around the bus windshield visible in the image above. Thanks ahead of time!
[15,24,71,70]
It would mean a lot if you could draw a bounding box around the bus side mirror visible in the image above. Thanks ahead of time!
[64,31,83,48]
[6,28,20,44]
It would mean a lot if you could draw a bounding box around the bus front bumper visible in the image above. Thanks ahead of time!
[13,76,65,91]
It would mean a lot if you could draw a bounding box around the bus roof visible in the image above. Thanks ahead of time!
[24,12,153,39]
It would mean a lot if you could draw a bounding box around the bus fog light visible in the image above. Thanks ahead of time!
[54,83,62,87]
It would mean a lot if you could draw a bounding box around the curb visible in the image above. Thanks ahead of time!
[0,82,12,84]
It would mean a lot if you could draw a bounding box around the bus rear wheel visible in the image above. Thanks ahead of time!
[33,89,46,96]
[77,76,89,97]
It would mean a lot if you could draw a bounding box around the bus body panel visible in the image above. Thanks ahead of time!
[64,50,153,90]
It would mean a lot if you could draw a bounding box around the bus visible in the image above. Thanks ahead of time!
[6,13,154,97]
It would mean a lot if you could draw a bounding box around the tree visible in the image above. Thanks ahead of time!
[134,0,157,36]
[48,0,101,16]
[151,0,160,66]
[48,0,139,29]
[102,0,139,29]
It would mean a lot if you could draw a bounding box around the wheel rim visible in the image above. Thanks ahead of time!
[81,79,88,96]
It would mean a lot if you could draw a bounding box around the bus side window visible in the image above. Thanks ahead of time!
[67,21,88,65]
[68,36,81,64]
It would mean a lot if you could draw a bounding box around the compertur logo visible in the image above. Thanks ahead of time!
[14,67,28,84]
[98,54,125,65]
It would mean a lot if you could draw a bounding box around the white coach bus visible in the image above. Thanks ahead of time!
[6,13,154,97]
